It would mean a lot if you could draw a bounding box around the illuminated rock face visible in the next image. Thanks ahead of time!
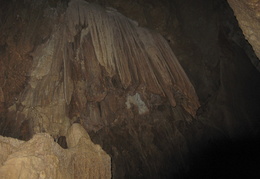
[227,0,260,68]
[4,0,199,141]
[0,0,199,140]
[0,124,111,179]
[0,0,200,178]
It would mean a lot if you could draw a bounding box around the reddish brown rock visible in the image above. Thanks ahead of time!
[2,0,199,138]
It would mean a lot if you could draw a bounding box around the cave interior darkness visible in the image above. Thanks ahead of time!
[0,0,260,178]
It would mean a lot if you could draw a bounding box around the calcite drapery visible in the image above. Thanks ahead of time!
[9,0,199,137]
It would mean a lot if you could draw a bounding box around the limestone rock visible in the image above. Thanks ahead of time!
[227,0,260,62]
[0,125,111,179]
[0,0,200,144]
[6,0,199,139]
[66,123,91,148]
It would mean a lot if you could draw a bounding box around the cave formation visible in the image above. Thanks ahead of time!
[0,0,260,178]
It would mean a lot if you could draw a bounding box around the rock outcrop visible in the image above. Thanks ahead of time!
[227,0,260,69]
[0,123,111,179]
[0,1,201,177]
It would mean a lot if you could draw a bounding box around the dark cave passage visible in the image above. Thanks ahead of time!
[187,139,260,179]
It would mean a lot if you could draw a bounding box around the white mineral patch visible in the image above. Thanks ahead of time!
[31,38,55,80]
[125,93,149,115]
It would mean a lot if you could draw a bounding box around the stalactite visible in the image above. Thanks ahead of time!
[9,0,200,138]
[65,0,200,116]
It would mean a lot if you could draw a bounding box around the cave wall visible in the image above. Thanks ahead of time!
[227,0,260,70]
[0,0,260,178]
[86,0,260,178]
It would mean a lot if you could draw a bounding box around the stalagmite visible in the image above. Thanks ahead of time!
[0,124,111,179]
